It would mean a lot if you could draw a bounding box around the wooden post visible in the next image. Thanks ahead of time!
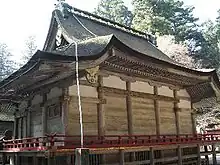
[61,88,69,135]
[97,76,105,137]
[126,81,133,135]
[197,144,201,165]
[212,144,217,165]
[177,146,182,165]
[13,103,19,139]
[2,153,6,165]
[33,155,38,165]
[47,156,56,165]
[119,150,125,165]
[154,86,160,135]
[191,102,197,135]
[150,147,155,165]
[27,100,32,137]
[75,148,90,165]
[173,90,180,135]
[41,93,47,135]
[204,145,210,165]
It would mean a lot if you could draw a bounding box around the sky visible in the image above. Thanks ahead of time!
[0,0,220,60]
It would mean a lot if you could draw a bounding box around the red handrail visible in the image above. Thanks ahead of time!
[2,133,220,152]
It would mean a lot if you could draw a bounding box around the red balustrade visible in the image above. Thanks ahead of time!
[2,134,220,152]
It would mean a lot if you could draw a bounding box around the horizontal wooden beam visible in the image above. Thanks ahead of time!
[98,86,178,102]
[70,96,106,104]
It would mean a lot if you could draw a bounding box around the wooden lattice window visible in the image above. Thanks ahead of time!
[47,103,61,118]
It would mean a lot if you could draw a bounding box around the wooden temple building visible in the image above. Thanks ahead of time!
[1,2,220,165]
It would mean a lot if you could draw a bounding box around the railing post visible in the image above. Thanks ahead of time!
[204,145,210,165]
[150,147,155,165]
[212,144,217,165]
[75,148,90,165]
[197,144,201,165]
[119,149,125,165]
[177,145,182,165]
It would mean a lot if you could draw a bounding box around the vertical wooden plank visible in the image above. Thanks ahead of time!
[154,86,160,135]
[119,150,125,165]
[173,90,180,135]
[41,94,47,135]
[212,144,217,165]
[197,144,201,165]
[27,100,32,137]
[20,117,23,138]
[191,112,196,135]
[61,88,69,135]
[177,146,182,165]
[2,153,6,165]
[33,155,38,165]
[75,148,90,165]
[126,81,133,135]
[150,147,155,165]
[204,145,210,165]
[13,103,19,139]
[97,76,105,136]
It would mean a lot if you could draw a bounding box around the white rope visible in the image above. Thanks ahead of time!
[72,40,84,148]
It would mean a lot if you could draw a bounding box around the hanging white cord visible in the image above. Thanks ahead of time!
[72,40,84,148]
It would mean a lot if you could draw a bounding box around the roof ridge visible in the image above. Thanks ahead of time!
[70,7,156,45]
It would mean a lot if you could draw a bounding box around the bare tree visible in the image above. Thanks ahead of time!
[21,36,37,65]
[0,43,16,80]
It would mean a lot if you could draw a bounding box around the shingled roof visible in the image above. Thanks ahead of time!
[44,6,176,64]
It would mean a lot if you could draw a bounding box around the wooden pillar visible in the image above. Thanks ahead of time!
[61,88,70,135]
[119,150,125,165]
[173,90,180,135]
[150,147,155,165]
[191,112,196,135]
[212,144,217,165]
[177,145,182,165]
[126,81,133,135]
[154,86,160,135]
[47,156,56,165]
[75,148,90,165]
[41,94,47,136]
[27,100,32,137]
[97,76,105,136]
[2,153,6,165]
[33,155,38,165]
[204,145,210,165]
[13,103,19,139]
[197,144,201,165]
[20,117,23,138]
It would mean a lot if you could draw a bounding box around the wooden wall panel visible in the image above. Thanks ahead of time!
[158,86,173,97]
[69,85,98,98]
[32,94,43,105]
[132,97,156,135]
[103,76,126,89]
[179,100,191,109]
[178,89,190,98]
[47,87,62,100]
[131,81,153,94]
[179,109,193,134]
[47,117,64,134]
[159,101,176,134]
[30,105,42,137]
[68,97,98,135]
[105,96,127,135]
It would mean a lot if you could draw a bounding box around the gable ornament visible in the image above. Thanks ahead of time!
[85,66,99,84]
